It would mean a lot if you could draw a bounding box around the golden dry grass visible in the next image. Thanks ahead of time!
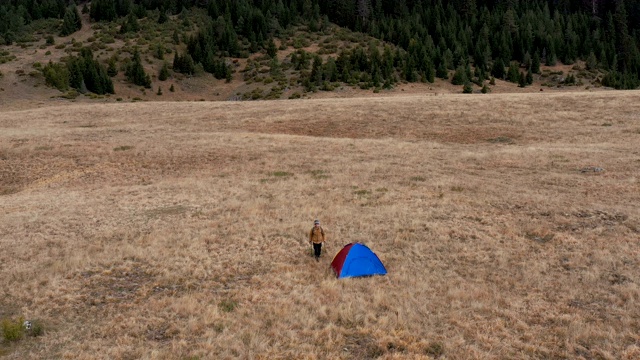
[1,92,640,359]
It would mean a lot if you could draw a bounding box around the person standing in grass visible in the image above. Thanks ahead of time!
[309,219,326,262]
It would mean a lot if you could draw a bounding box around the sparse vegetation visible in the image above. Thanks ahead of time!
[488,136,514,144]
[0,93,639,358]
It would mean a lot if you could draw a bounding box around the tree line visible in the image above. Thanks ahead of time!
[319,0,640,89]
[3,0,639,91]
[187,0,640,89]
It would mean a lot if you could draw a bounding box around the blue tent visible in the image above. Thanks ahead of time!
[330,243,387,278]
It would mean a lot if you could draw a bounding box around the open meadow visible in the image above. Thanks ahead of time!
[1,92,640,359]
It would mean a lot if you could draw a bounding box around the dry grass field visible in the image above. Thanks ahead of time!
[1,91,640,359]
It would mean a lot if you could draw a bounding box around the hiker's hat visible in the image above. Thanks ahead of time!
[314,219,320,225]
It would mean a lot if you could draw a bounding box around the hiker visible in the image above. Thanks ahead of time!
[309,219,326,261]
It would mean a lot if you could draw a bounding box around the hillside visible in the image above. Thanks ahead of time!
[2,0,638,107]
[1,92,640,358]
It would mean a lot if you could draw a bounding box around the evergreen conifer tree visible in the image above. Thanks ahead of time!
[436,62,448,79]
[126,49,151,88]
[120,13,139,33]
[491,59,505,79]
[518,72,526,87]
[267,38,277,58]
[158,62,169,81]
[531,52,541,74]
[507,62,520,83]
[451,66,467,85]
[107,57,118,77]
[173,29,180,45]
[60,5,82,36]
[158,10,168,24]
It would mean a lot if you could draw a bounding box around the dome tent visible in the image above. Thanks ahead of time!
[330,243,387,279]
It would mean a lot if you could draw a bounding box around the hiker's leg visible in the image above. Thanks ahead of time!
[313,243,321,258]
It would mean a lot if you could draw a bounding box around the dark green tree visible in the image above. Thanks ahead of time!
[90,0,117,22]
[491,58,505,79]
[158,62,169,81]
[173,29,180,45]
[518,72,526,87]
[507,62,520,83]
[60,5,82,36]
[120,13,139,33]
[451,66,467,85]
[107,57,118,77]
[267,38,277,58]
[436,62,448,79]
[531,51,541,74]
[586,52,598,71]
[172,51,195,75]
[125,49,151,88]
[158,10,168,24]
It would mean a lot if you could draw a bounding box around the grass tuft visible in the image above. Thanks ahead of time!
[425,342,444,357]
[488,136,514,144]
[218,299,237,313]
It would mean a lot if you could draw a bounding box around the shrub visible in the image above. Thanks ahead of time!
[61,90,80,99]
[425,342,444,357]
[42,61,70,91]
[564,73,576,85]
[29,320,44,337]
[1,317,25,342]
